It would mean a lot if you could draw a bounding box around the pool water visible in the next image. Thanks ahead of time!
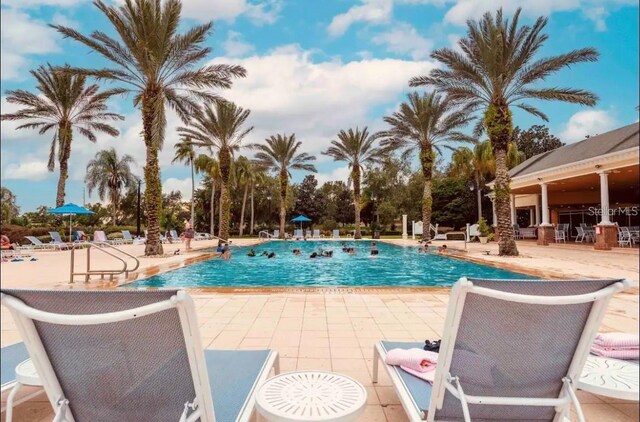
[126,241,534,288]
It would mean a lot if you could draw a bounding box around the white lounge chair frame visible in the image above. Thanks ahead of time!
[1,290,279,422]
[373,277,630,422]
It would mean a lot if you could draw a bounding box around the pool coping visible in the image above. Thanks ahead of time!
[98,238,613,294]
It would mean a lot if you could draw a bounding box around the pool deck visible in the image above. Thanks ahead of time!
[1,238,638,421]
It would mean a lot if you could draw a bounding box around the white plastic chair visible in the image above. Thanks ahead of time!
[332,230,340,239]
[618,227,633,247]
[554,228,566,243]
[373,277,631,422]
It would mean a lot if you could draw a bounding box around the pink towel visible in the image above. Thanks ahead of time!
[591,345,639,360]
[593,332,639,349]
[385,348,438,383]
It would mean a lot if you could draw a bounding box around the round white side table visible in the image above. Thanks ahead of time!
[256,371,367,422]
[578,356,639,401]
[6,359,43,422]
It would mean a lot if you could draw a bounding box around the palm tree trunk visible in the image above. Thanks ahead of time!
[420,145,434,242]
[210,181,216,235]
[112,191,118,226]
[239,182,248,237]
[250,183,255,235]
[55,124,72,207]
[218,147,231,240]
[279,170,287,239]
[352,165,362,239]
[190,160,195,226]
[475,172,482,221]
[486,102,518,256]
[141,88,163,256]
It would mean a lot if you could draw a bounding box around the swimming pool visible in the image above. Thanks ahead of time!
[126,241,535,288]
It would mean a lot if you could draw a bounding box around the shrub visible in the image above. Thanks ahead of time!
[477,217,491,237]
[0,224,30,243]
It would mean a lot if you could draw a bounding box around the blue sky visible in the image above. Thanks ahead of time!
[1,0,638,212]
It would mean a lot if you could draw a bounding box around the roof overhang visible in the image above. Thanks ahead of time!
[487,146,639,190]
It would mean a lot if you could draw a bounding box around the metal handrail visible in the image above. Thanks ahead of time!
[70,242,140,284]
[258,230,274,241]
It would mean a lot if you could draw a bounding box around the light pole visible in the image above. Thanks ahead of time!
[136,178,144,237]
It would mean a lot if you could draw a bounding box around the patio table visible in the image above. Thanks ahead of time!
[578,356,639,401]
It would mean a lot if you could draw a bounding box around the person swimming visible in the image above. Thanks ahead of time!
[268,252,276,259]
[247,249,256,257]
[292,248,302,255]
[438,244,447,253]
[347,247,356,255]
[321,250,333,258]
[261,251,269,256]
[370,242,379,256]
[310,252,318,259]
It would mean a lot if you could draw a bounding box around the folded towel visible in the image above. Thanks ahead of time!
[591,345,639,360]
[593,332,639,349]
[385,348,438,383]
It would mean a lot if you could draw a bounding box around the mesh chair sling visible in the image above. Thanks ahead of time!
[373,277,630,422]
[1,289,279,422]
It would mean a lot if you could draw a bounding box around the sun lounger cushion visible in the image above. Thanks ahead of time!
[205,349,272,422]
[380,341,433,413]
[1,342,29,390]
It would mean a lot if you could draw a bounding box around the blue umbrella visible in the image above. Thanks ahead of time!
[291,215,312,231]
[48,203,94,241]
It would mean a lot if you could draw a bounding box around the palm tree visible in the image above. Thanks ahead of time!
[323,127,385,239]
[52,0,246,255]
[178,102,253,240]
[1,187,19,224]
[249,170,268,235]
[249,135,317,239]
[410,8,598,255]
[1,64,123,207]
[381,92,475,241]
[172,137,197,226]
[194,154,220,235]
[235,156,255,237]
[85,148,137,225]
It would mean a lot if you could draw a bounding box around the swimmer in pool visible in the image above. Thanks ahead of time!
[247,249,256,257]
[438,244,447,253]
[310,252,318,259]
[370,242,379,256]
[268,252,276,259]
[261,251,269,256]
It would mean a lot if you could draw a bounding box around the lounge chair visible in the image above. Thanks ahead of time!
[169,229,180,242]
[144,230,168,244]
[1,341,45,417]
[0,289,280,422]
[373,277,630,422]
[273,229,280,238]
[121,230,135,244]
[194,232,210,241]
[294,229,303,238]
[49,231,71,248]
[24,236,61,251]
[332,229,340,239]
[312,229,321,239]
[93,230,112,245]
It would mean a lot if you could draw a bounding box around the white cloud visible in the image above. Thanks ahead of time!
[177,0,282,23]
[2,0,83,6]
[315,166,352,186]
[328,0,393,37]
[371,22,433,60]
[244,0,283,25]
[0,9,61,80]
[211,46,436,162]
[440,0,637,30]
[223,31,255,58]
[163,177,193,200]
[559,109,617,142]
[3,160,50,181]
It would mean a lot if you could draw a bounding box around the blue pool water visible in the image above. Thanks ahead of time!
[126,241,535,288]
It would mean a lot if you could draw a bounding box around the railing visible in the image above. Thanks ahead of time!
[69,242,140,284]
[259,230,275,241]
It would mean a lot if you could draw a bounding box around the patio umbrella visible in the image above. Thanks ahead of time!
[47,203,94,241]
[291,215,312,230]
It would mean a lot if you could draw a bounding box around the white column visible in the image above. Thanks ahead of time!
[402,214,408,239]
[510,194,517,223]
[411,221,415,240]
[466,223,471,242]
[529,208,535,227]
[535,194,541,226]
[540,183,551,226]
[598,171,612,225]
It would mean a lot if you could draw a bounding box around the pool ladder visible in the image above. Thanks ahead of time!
[69,242,140,284]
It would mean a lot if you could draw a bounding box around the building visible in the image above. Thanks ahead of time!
[488,122,639,249]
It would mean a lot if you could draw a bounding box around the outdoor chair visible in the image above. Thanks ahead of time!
[1,341,45,418]
[373,277,631,422]
[24,236,65,251]
[169,230,180,242]
[49,231,70,247]
[93,230,113,245]
[554,227,566,243]
[0,289,280,422]
[273,229,280,238]
[332,229,340,239]
[618,227,633,247]
[312,229,321,239]
[294,229,303,238]
[512,224,521,240]
[575,227,592,243]
[120,230,135,244]
[144,230,168,244]
[194,232,210,241]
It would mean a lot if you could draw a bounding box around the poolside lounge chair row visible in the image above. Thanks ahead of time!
[0,277,631,422]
